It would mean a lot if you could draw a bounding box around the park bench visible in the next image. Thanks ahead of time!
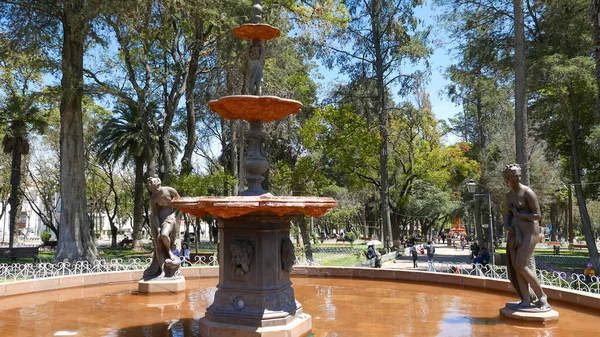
[0,246,40,262]
[119,238,133,247]
[573,244,588,250]
[335,238,352,243]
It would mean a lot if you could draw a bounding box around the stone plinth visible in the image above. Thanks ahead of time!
[500,306,559,326]
[199,313,312,337]
[138,277,186,294]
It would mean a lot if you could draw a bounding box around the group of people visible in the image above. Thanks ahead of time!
[173,242,191,266]
[469,242,491,266]
[408,241,436,271]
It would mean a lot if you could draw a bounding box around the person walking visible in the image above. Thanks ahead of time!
[425,241,436,272]
[410,244,418,268]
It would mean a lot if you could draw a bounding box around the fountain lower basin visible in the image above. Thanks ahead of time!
[1,274,599,336]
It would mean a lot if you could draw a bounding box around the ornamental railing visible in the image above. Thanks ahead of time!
[1,256,598,295]
[425,261,600,294]
[0,255,218,283]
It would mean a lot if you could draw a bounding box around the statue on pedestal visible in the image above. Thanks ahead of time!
[503,163,549,311]
[143,177,181,280]
[248,39,265,96]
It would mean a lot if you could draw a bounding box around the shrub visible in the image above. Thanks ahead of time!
[311,232,320,244]
[343,231,357,243]
[41,231,51,243]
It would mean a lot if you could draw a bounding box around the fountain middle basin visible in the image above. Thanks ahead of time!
[0,276,599,336]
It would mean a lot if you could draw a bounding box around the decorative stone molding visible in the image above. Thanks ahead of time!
[281,238,295,272]
[230,239,254,277]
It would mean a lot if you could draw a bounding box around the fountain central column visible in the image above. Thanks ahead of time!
[171,1,337,336]
[242,121,269,196]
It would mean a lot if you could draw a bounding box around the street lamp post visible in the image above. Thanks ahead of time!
[467,179,495,265]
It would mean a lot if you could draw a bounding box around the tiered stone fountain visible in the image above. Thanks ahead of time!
[171,2,336,336]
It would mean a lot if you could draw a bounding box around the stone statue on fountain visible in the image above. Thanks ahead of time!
[248,39,265,96]
[502,163,551,312]
[143,176,182,281]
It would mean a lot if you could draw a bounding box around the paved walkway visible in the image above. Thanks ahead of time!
[384,243,472,271]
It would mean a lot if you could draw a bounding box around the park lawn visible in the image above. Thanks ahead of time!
[0,250,55,264]
[495,248,589,257]
[99,248,153,259]
[317,254,362,267]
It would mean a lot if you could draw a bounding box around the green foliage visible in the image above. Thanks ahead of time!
[171,170,237,197]
[301,104,379,190]
[343,231,357,242]
[310,231,320,244]
[40,231,51,243]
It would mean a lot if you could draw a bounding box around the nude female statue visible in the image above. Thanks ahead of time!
[503,163,549,310]
[143,177,181,280]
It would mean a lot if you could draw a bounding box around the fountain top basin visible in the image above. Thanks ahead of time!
[233,23,281,41]
[171,195,336,219]
[208,95,303,122]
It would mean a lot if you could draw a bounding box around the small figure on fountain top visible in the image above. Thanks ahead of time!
[248,40,265,96]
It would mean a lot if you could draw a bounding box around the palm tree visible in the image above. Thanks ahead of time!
[95,100,182,249]
[94,101,148,249]
[1,95,47,248]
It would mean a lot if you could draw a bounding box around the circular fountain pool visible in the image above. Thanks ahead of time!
[0,277,598,336]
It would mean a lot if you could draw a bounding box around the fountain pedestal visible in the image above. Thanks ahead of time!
[173,196,335,336]
[199,213,311,337]
[500,306,559,327]
[138,277,186,294]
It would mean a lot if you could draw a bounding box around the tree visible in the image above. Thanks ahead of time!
[320,0,430,250]
[592,0,600,117]
[0,0,106,261]
[530,55,600,271]
[514,0,529,185]
[0,35,48,248]
[94,102,148,249]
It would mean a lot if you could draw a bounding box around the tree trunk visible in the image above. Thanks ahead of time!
[474,198,484,248]
[8,131,23,249]
[56,2,98,261]
[568,183,574,244]
[568,119,600,271]
[593,0,600,118]
[514,0,529,185]
[132,156,145,249]
[181,74,198,175]
[550,202,558,241]
[180,20,202,177]
[371,0,393,251]
[297,214,313,261]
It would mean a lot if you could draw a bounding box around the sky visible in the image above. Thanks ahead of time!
[312,1,462,144]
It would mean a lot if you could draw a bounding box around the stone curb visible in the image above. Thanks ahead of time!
[290,266,600,311]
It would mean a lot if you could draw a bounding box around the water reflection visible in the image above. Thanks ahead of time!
[0,277,598,336]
